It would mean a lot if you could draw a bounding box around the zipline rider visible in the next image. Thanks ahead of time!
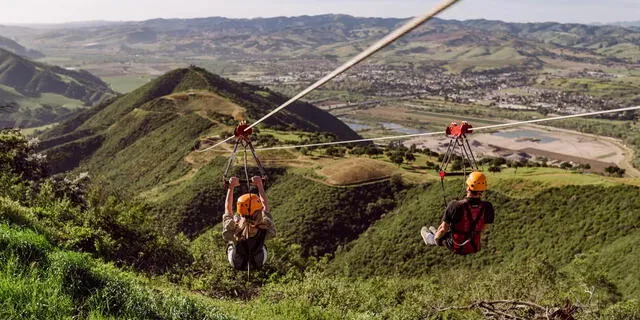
[421,172,495,255]
[223,176,276,270]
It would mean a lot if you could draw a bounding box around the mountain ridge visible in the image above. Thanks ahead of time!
[7,14,638,67]
[39,66,362,176]
[0,35,43,59]
[0,48,116,128]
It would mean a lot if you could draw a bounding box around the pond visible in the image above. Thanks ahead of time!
[381,122,421,135]
[340,118,422,135]
[492,129,558,143]
[340,118,373,131]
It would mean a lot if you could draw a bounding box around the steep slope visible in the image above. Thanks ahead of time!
[5,107,640,318]
[39,66,361,182]
[0,48,112,104]
[0,35,43,59]
[69,66,362,139]
[0,190,232,319]
[328,182,640,298]
[0,48,115,128]
[35,66,364,240]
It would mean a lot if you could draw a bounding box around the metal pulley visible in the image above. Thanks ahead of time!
[438,121,480,206]
[222,121,267,189]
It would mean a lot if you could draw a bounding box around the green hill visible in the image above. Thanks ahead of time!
[329,183,640,295]
[36,66,363,236]
[0,48,115,128]
[4,107,640,320]
[0,206,232,320]
[3,63,640,319]
[0,35,43,59]
[39,66,361,171]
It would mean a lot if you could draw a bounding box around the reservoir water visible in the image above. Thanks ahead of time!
[492,129,558,143]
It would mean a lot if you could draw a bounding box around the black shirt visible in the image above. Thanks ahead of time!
[442,197,495,225]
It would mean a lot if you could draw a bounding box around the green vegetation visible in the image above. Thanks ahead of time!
[39,66,362,193]
[4,62,640,318]
[540,77,640,102]
[0,129,232,319]
[0,48,116,129]
[0,227,231,320]
[3,121,640,319]
[103,75,152,93]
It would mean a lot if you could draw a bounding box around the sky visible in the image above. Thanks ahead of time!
[0,0,638,25]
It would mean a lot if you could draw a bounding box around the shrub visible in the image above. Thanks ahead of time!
[605,165,626,177]
[325,146,346,157]
[0,129,47,181]
[390,152,404,165]
[404,152,416,162]
[560,161,573,170]
[425,161,436,170]
[602,300,640,320]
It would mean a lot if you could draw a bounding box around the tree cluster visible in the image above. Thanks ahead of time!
[605,165,626,177]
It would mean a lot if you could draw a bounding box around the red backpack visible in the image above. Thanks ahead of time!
[450,200,486,255]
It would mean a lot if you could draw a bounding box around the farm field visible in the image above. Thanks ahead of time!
[103,75,153,93]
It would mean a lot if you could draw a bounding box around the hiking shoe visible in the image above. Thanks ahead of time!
[421,226,436,246]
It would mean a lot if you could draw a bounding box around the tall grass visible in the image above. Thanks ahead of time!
[0,224,232,320]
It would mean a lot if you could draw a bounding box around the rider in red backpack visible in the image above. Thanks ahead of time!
[421,171,495,255]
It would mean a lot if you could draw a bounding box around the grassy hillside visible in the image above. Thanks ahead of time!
[0,220,231,320]
[3,128,640,319]
[0,48,115,128]
[266,173,403,256]
[330,182,640,295]
[44,66,361,139]
[36,66,364,240]
[39,66,361,179]
[0,129,233,319]
[0,35,43,59]
[4,60,640,318]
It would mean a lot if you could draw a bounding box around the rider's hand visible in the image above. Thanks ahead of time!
[251,176,263,187]
[229,177,240,188]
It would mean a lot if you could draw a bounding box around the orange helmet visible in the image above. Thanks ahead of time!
[466,171,487,191]
[237,193,263,216]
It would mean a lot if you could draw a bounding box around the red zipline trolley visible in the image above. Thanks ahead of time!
[438,121,479,205]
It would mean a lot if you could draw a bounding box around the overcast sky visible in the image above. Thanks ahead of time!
[1,0,638,25]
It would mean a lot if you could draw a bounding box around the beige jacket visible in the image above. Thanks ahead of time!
[222,211,276,242]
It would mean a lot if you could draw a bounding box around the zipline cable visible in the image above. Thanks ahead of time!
[198,0,462,153]
[247,105,640,151]
[246,0,460,131]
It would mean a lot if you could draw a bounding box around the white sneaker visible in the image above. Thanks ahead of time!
[421,226,436,246]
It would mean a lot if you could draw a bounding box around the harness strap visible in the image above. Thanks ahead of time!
[247,140,267,179]
[438,134,481,208]
[243,141,251,193]
[222,139,241,187]
[222,136,268,191]
[451,201,485,253]
[439,136,459,207]
[235,228,267,274]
